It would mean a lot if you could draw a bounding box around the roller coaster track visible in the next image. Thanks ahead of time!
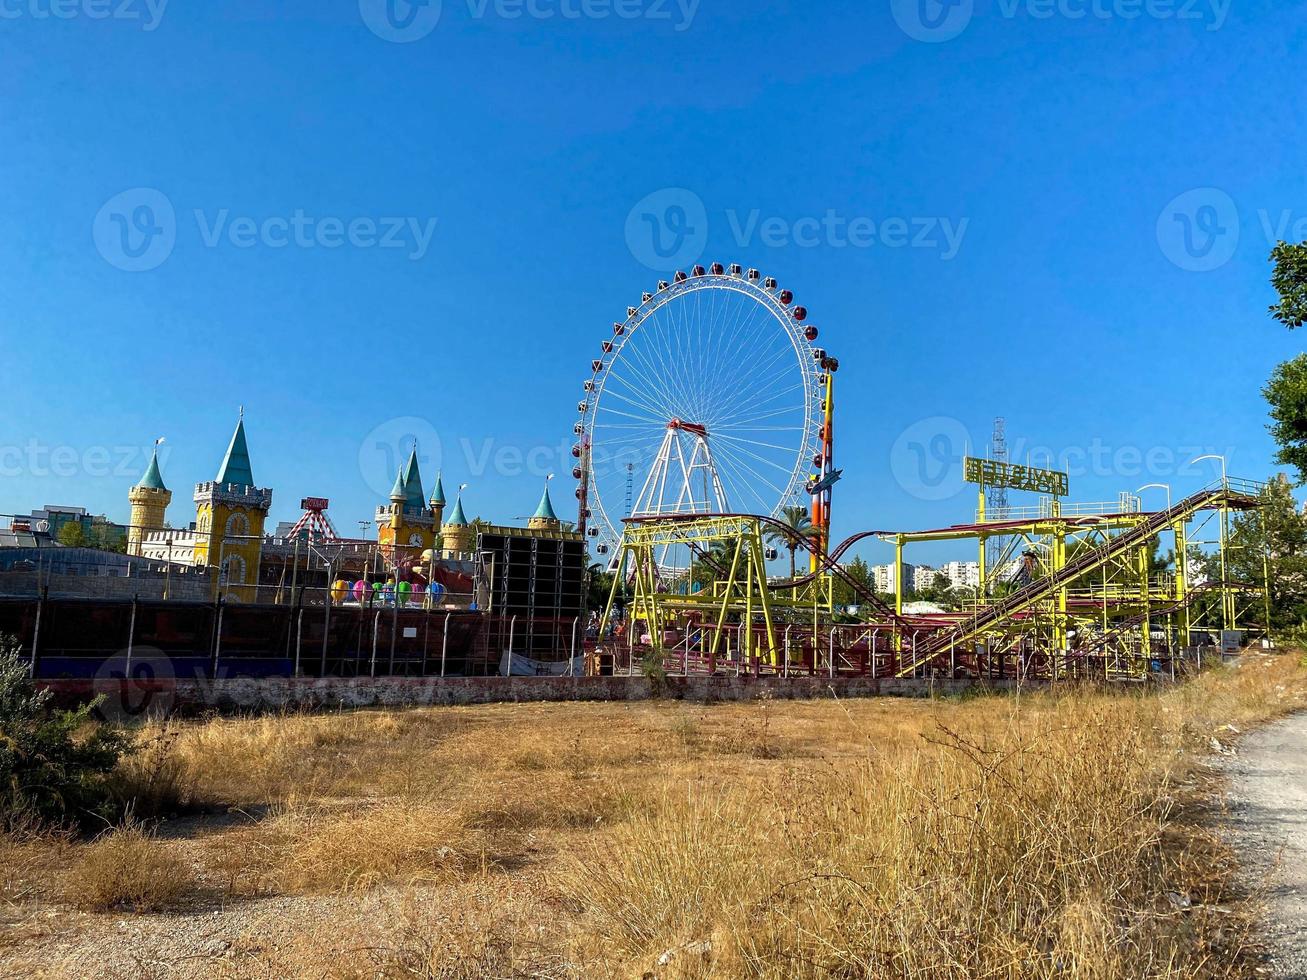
[893,483,1261,677]
[624,513,904,624]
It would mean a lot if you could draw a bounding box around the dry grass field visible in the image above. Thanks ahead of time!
[3,653,1307,979]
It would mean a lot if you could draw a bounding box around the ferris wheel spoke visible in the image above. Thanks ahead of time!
[600,380,677,422]
[707,342,798,418]
[711,434,796,475]
[709,439,790,503]
[711,391,807,433]
[608,347,682,417]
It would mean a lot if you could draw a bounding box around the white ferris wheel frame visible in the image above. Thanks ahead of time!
[577,271,824,553]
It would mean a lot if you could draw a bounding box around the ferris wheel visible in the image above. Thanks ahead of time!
[573,263,827,557]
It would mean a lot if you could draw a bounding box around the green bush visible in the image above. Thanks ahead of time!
[0,635,127,831]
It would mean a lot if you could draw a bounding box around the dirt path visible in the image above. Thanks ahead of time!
[1227,713,1307,978]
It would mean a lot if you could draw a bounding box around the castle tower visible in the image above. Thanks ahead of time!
[376,445,437,563]
[429,472,447,529]
[193,414,273,601]
[127,443,171,557]
[528,478,562,532]
[441,491,475,557]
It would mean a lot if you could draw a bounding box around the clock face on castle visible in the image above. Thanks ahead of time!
[408,533,424,547]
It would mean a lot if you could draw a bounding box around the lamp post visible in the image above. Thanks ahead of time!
[1188,454,1227,488]
[1137,482,1172,514]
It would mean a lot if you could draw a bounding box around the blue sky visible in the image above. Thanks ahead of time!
[0,0,1303,564]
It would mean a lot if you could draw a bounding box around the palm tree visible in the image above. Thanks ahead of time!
[766,505,816,580]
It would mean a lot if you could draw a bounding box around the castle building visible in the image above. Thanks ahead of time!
[127,445,171,557]
[376,446,437,563]
[193,415,273,600]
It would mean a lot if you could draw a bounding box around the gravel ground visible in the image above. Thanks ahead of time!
[1227,714,1307,979]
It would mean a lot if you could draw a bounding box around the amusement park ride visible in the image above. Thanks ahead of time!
[578,264,1269,682]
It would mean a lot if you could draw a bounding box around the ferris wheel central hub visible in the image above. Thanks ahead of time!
[668,418,708,438]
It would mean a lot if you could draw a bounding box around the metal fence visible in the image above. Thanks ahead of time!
[0,591,587,681]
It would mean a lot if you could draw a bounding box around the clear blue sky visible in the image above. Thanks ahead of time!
[0,0,1302,564]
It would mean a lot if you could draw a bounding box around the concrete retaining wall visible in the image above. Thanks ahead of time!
[42,673,1022,717]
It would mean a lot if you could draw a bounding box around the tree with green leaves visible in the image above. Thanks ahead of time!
[1265,355,1307,483]
[0,635,128,831]
[55,521,85,548]
[764,505,815,580]
[88,520,126,554]
[1200,477,1307,630]
[1270,241,1307,330]
[832,554,873,608]
[1265,244,1307,481]
[586,561,620,614]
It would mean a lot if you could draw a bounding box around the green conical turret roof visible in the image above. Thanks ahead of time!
[533,483,558,522]
[429,472,446,507]
[401,446,425,510]
[446,494,468,526]
[136,448,167,492]
[389,468,407,502]
[216,417,254,488]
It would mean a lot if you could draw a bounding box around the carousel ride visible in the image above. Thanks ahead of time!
[577,265,1269,682]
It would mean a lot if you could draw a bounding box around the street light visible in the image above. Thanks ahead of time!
[1137,482,1172,513]
[1188,454,1227,487]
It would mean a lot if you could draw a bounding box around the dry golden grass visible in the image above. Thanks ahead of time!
[65,823,196,913]
[7,652,1307,978]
